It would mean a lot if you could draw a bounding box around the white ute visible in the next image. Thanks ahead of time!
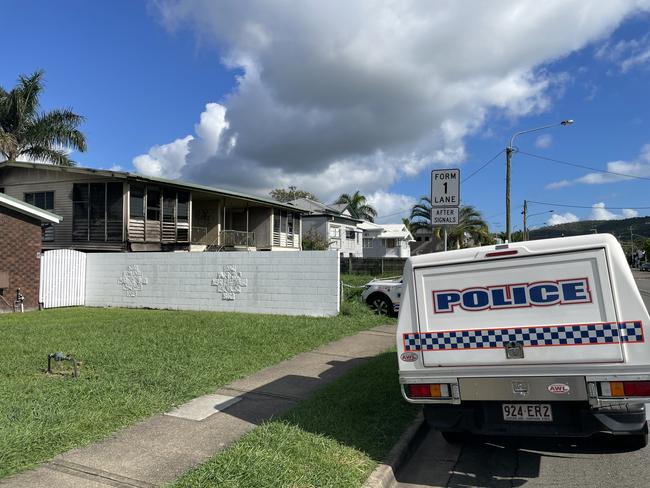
[397,234,650,446]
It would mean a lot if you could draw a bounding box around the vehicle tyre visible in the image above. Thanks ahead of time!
[367,294,392,316]
[441,431,469,444]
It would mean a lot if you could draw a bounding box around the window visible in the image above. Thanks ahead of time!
[384,238,397,248]
[345,229,356,240]
[73,182,123,242]
[129,185,144,219]
[72,184,89,241]
[147,187,160,221]
[177,192,189,222]
[287,212,294,235]
[273,209,282,234]
[363,238,373,248]
[25,191,54,210]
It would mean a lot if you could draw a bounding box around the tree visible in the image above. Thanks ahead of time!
[335,190,377,222]
[301,229,331,250]
[0,70,87,166]
[270,185,319,203]
[409,196,491,249]
[447,205,491,249]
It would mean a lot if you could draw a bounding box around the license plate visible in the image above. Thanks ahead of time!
[502,403,553,422]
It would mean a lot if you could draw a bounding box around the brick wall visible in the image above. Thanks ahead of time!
[0,207,42,311]
[85,251,340,317]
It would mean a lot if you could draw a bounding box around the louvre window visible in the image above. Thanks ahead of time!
[73,183,123,242]
[129,185,144,219]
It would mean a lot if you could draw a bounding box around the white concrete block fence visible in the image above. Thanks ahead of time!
[42,250,340,317]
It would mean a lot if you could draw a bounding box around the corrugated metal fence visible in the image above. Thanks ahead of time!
[340,257,407,275]
[39,249,86,308]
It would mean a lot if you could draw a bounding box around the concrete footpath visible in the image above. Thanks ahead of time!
[1,325,396,488]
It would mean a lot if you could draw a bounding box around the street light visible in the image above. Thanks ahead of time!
[505,119,574,241]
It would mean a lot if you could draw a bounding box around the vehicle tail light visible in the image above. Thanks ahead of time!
[599,381,650,397]
[623,381,650,396]
[485,250,518,258]
[407,383,450,398]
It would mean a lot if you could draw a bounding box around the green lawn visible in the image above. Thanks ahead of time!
[0,306,393,479]
[170,351,419,488]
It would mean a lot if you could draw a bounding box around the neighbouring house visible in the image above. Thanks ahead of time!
[358,222,414,258]
[0,192,62,311]
[0,161,303,252]
[289,198,363,257]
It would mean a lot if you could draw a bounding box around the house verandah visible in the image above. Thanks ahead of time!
[0,161,302,252]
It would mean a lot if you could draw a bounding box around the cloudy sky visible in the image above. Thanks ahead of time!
[4,0,650,230]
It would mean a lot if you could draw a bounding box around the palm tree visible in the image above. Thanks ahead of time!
[0,70,87,166]
[447,205,491,249]
[335,190,377,222]
[410,196,438,235]
[409,196,490,249]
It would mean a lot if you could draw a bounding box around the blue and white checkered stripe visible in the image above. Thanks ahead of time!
[403,321,644,351]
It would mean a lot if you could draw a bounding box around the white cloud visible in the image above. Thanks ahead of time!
[365,191,417,223]
[139,1,650,198]
[547,212,579,225]
[590,202,638,220]
[534,134,553,148]
[575,144,650,184]
[545,179,572,189]
[596,32,650,72]
[133,135,193,178]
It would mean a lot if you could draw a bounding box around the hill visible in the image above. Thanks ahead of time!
[528,216,650,243]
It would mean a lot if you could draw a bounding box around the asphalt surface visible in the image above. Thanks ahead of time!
[394,271,650,488]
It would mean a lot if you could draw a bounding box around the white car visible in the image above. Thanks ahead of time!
[361,276,402,316]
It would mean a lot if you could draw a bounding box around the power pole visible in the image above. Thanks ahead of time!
[630,226,635,267]
[505,147,513,242]
[522,200,527,241]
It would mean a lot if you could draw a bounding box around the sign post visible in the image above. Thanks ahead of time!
[431,169,460,252]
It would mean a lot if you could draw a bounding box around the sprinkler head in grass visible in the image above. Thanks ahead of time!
[47,352,80,378]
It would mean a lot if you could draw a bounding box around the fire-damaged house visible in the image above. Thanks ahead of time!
[0,161,304,252]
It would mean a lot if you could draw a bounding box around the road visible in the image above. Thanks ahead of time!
[394,271,650,488]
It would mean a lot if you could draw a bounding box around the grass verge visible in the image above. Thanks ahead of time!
[0,306,393,479]
[170,350,419,488]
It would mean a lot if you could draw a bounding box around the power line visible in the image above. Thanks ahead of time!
[461,149,505,183]
[527,200,650,210]
[517,151,650,182]
[375,149,505,219]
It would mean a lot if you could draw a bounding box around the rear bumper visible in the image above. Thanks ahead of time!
[423,401,647,437]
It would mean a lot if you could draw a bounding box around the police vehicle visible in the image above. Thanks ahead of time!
[361,276,402,316]
[397,234,650,447]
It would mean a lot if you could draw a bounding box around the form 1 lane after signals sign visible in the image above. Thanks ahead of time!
[431,168,460,225]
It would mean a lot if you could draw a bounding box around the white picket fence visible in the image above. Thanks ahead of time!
[39,249,86,308]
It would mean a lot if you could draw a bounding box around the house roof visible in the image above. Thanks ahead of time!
[358,222,414,241]
[288,197,361,222]
[0,192,62,223]
[0,161,303,212]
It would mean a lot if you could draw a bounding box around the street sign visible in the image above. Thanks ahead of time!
[432,207,459,225]
[431,169,460,208]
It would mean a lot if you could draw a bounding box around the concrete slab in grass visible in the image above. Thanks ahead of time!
[0,465,123,488]
[224,351,368,401]
[56,394,295,486]
[313,330,395,359]
[165,394,241,421]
